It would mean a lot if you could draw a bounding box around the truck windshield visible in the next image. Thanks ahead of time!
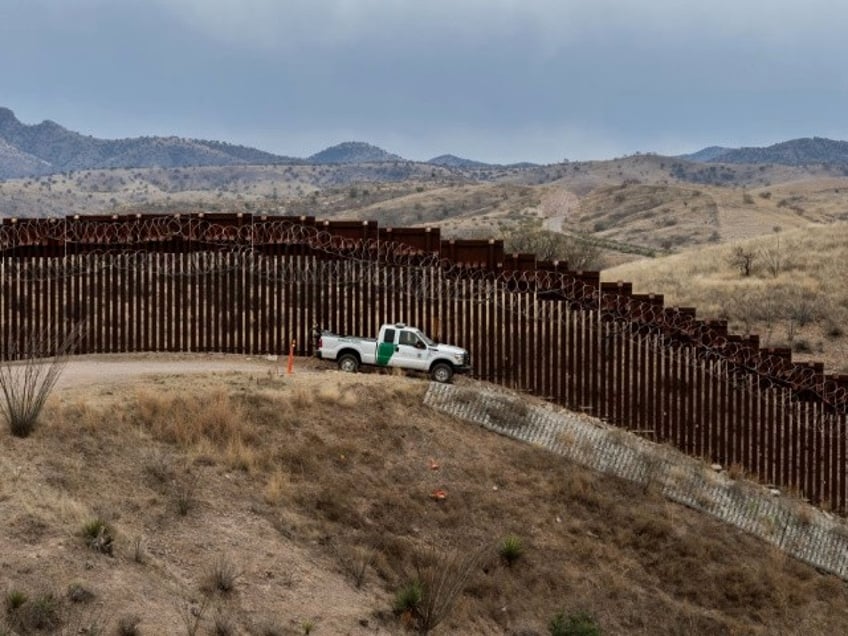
[416,330,437,346]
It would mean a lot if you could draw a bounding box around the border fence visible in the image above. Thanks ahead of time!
[2,213,847,511]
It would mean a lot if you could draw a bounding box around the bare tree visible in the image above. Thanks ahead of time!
[0,325,82,437]
[729,246,756,277]
[760,237,790,278]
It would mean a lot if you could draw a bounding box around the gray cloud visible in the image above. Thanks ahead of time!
[2,0,848,162]
[145,0,848,50]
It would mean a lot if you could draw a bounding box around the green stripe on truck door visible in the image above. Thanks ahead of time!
[377,341,395,366]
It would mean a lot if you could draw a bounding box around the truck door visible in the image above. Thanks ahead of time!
[390,329,429,371]
[376,327,396,366]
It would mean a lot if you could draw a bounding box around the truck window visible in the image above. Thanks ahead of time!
[417,330,436,346]
[399,331,418,346]
[382,328,395,344]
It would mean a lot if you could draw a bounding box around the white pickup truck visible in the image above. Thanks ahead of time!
[315,323,471,383]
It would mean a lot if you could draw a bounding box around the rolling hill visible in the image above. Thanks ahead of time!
[308,141,405,164]
[2,361,848,634]
[603,222,848,373]
[680,145,733,162]
[4,105,848,303]
[428,154,492,169]
[0,108,449,177]
[685,137,848,167]
[0,137,50,179]
[0,107,299,176]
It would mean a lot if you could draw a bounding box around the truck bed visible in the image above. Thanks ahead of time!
[322,333,376,344]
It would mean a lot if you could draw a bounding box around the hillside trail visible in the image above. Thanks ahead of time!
[540,186,580,233]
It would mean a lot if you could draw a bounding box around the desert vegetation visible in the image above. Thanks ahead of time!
[0,326,79,438]
[6,152,847,260]
[2,366,848,634]
[4,135,848,632]
[604,222,848,372]
[502,226,603,270]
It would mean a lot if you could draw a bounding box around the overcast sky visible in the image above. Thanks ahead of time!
[2,0,847,164]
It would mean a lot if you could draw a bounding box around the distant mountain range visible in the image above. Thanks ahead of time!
[680,146,734,163]
[0,107,303,179]
[0,107,508,179]
[0,107,544,179]
[427,154,491,169]
[682,137,848,166]
[5,106,848,179]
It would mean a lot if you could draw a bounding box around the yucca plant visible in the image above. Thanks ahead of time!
[549,610,601,636]
[499,534,523,567]
[393,579,423,615]
[82,518,114,555]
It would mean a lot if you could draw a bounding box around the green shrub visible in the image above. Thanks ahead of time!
[82,518,114,555]
[499,534,524,567]
[393,580,423,614]
[19,592,61,632]
[66,582,95,604]
[391,545,488,634]
[549,610,601,636]
[4,589,28,613]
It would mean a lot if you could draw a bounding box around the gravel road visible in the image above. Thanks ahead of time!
[53,353,296,391]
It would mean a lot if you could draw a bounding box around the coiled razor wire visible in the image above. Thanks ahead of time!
[1,215,846,413]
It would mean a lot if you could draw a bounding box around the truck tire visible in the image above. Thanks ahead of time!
[338,353,360,373]
[430,362,454,383]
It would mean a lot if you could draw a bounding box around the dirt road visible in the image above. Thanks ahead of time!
[540,187,580,233]
[54,353,296,391]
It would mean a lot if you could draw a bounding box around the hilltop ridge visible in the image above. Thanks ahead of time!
[685,137,848,167]
[308,141,405,164]
[8,106,848,180]
[0,107,299,176]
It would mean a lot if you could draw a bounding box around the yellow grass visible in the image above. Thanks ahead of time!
[604,222,848,371]
[263,468,292,505]
[4,363,848,633]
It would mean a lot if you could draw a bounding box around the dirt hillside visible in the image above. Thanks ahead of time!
[2,354,848,635]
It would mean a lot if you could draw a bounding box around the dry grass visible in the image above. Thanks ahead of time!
[604,222,848,372]
[2,367,848,634]
[7,154,848,289]
[202,555,242,595]
[575,183,721,251]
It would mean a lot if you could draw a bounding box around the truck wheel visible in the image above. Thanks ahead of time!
[430,362,454,383]
[338,353,360,373]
